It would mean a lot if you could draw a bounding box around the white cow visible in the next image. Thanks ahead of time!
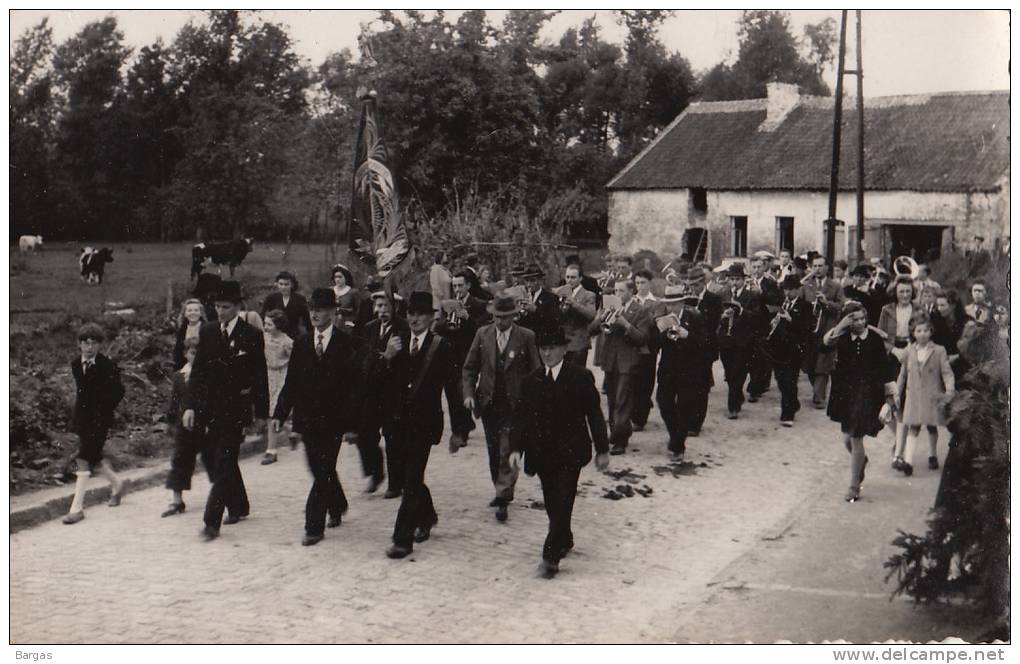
[18,235,43,252]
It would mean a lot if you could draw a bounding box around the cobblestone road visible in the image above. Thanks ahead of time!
[10,366,949,643]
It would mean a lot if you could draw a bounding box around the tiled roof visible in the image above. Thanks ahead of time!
[607,90,1009,193]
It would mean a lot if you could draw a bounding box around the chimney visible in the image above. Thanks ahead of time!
[759,82,800,131]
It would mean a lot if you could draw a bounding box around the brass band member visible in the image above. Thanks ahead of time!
[717,263,762,420]
[554,264,598,366]
[686,264,722,436]
[653,287,708,461]
[801,255,846,408]
[767,275,813,427]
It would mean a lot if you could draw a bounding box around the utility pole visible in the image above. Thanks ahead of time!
[825,10,847,269]
[853,11,866,263]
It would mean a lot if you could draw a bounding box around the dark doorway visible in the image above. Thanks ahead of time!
[888,225,945,262]
[683,227,708,262]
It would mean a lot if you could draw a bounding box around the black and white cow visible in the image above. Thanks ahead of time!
[191,238,254,279]
[79,247,114,285]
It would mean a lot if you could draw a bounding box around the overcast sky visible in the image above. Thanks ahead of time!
[10,9,1010,98]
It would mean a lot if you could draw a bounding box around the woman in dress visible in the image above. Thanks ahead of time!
[331,264,361,331]
[823,301,898,503]
[172,298,206,370]
[893,314,954,475]
[261,309,293,465]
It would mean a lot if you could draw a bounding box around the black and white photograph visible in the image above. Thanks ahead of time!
[6,7,1011,652]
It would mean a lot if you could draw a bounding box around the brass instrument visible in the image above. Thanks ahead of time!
[893,255,921,280]
[813,293,826,334]
[446,308,462,329]
[666,323,684,341]
[600,307,621,333]
[559,294,573,313]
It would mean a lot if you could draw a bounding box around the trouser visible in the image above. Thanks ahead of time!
[166,428,216,492]
[656,383,698,455]
[748,339,773,396]
[631,353,657,427]
[383,426,405,494]
[774,363,801,421]
[720,346,753,413]
[805,371,830,405]
[354,429,385,483]
[538,466,581,563]
[392,438,438,549]
[203,423,250,530]
[603,371,636,448]
[690,361,714,432]
[444,366,475,438]
[481,405,518,503]
[564,349,589,367]
[303,432,348,536]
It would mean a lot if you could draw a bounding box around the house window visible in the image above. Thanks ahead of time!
[691,188,708,213]
[776,216,794,252]
[731,216,748,257]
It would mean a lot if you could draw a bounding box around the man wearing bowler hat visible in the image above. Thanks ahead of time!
[517,263,561,337]
[272,288,372,545]
[462,293,542,522]
[767,275,814,426]
[183,281,269,541]
[384,292,459,559]
[510,327,610,578]
[717,263,763,419]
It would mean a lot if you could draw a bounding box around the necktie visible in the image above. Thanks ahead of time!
[497,331,507,353]
[380,323,389,339]
[546,368,554,383]
[410,335,420,357]
[83,360,93,374]
[221,324,229,343]
[316,333,324,358]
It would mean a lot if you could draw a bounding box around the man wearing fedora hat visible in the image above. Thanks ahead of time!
[462,293,542,522]
[382,292,459,559]
[683,264,722,435]
[510,326,609,578]
[767,275,814,426]
[653,286,709,460]
[183,281,269,541]
[517,263,562,337]
[272,288,372,545]
[717,262,763,419]
[360,286,411,497]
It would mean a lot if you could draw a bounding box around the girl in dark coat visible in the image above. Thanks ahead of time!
[823,301,898,503]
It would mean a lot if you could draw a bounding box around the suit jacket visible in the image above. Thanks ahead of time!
[434,294,489,362]
[750,275,782,314]
[360,316,411,427]
[554,284,597,352]
[379,330,458,446]
[717,287,763,350]
[696,288,724,359]
[184,318,270,428]
[877,302,920,352]
[802,277,846,333]
[273,326,370,438]
[655,307,709,389]
[844,285,881,326]
[517,288,562,337]
[71,353,125,433]
[462,323,541,413]
[588,299,654,374]
[512,363,610,476]
[261,291,312,338]
[766,297,813,366]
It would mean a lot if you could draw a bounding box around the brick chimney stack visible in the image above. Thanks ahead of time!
[759,81,800,131]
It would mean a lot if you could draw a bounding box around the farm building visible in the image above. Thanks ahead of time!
[606,83,1009,264]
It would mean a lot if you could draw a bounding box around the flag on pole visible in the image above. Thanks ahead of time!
[349,88,410,278]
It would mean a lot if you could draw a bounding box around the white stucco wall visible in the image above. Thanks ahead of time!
[609,186,1008,262]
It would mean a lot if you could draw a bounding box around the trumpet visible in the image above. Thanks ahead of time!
[445,308,463,329]
[559,294,573,312]
[666,324,684,341]
[600,307,621,333]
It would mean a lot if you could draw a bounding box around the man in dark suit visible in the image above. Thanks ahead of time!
[554,264,598,366]
[511,327,610,579]
[260,271,311,339]
[435,272,487,452]
[384,292,459,559]
[516,263,562,337]
[843,264,879,325]
[687,265,722,435]
[588,279,654,455]
[747,255,782,400]
[272,289,371,546]
[360,292,411,498]
[767,276,814,426]
[462,294,542,522]
[717,263,763,419]
[801,255,846,407]
[652,288,708,461]
[183,281,269,541]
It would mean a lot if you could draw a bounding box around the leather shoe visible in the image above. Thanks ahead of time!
[383,488,401,499]
[687,430,700,437]
[488,497,501,507]
[632,423,645,432]
[928,456,940,471]
[161,502,186,518]
[609,445,626,456]
[495,504,508,522]
[62,511,85,525]
[366,475,385,494]
[327,515,342,529]
[538,559,559,579]
[302,534,323,546]
[726,410,738,420]
[223,513,247,525]
[780,420,793,428]
[413,525,432,543]
[108,484,125,507]
[200,526,219,541]
[747,394,759,403]
[260,453,277,465]
[386,544,412,559]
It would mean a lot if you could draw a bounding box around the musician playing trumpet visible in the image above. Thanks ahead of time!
[766,275,814,427]
[553,264,597,366]
[516,263,562,338]
[717,263,763,420]
[652,286,708,461]
[800,255,846,409]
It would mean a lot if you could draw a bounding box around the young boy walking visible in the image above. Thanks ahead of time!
[64,323,126,524]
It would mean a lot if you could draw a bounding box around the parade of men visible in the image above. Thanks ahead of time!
[11,9,1009,649]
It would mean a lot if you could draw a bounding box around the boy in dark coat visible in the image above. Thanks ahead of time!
[64,323,126,524]
[511,328,610,578]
